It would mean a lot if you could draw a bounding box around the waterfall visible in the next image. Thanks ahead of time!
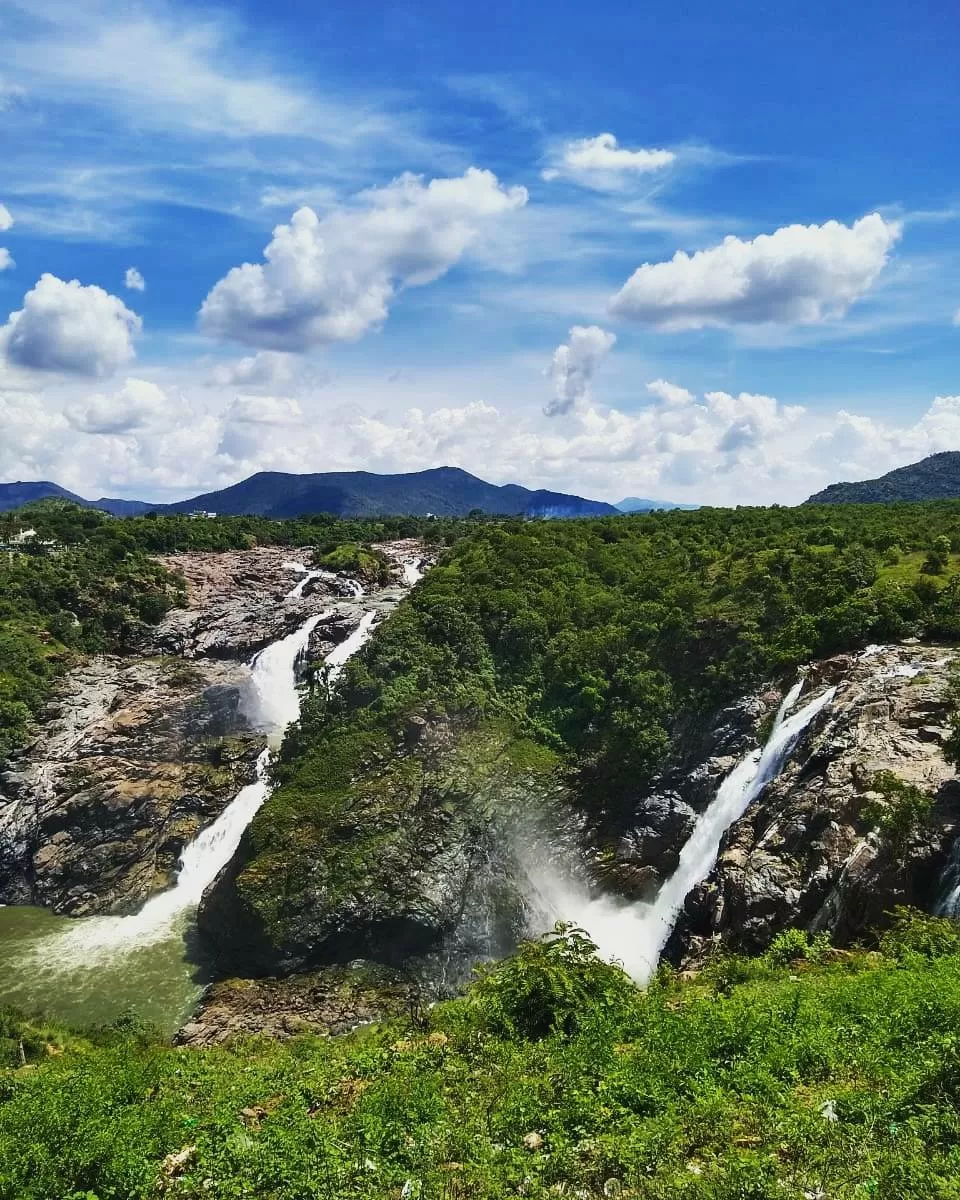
[936,840,960,918]
[37,607,364,967]
[402,560,424,586]
[527,680,836,983]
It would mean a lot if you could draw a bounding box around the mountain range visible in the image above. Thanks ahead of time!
[804,451,960,504]
[0,468,619,520]
[615,496,701,513]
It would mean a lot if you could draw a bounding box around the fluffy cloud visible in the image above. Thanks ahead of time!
[544,325,617,416]
[218,394,304,459]
[645,379,694,406]
[609,214,901,330]
[209,350,295,392]
[1,274,141,376]
[0,249,12,272]
[124,267,146,292]
[542,134,675,190]
[65,378,172,434]
[199,168,529,350]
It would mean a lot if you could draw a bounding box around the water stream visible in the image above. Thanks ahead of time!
[0,602,375,1031]
[527,680,836,982]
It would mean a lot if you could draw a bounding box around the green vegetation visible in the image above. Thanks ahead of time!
[4,920,960,1197]
[861,771,936,846]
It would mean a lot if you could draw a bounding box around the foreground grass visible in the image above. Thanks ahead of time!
[3,922,960,1199]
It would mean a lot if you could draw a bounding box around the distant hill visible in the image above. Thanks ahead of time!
[1,468,618,520]
[616,496,700,513]
[0,481,154,516]
[805,452,960,505]
[163,468,618,519]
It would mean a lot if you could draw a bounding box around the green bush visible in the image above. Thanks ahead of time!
[764,927,832,967]
[879,906,960,961]
[467,924,635,1039]
[862,771,935,845]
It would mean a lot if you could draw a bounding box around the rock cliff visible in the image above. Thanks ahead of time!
[672,643,959,961]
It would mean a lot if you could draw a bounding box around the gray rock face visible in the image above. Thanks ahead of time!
[671,644,959,962]
[0,656,263,914]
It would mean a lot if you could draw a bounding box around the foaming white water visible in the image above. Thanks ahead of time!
[527,680,836,982]
[402,560,423,586]
[937,839,960,918]
[38,606,366,969]
[285,571,320,600]
[325,610,377,682]
[243,612,328,732]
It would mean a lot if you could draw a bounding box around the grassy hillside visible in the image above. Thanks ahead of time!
[3,915,960,1198]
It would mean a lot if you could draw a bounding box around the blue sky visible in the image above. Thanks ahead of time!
[0,0,958,504]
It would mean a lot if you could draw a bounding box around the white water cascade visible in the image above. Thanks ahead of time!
[528,680,836,982]
[36,608,361,969]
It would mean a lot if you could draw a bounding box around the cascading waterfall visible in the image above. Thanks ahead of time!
[936,841,960,918]
[283,562,364,601]
[35,607,355,969]
[527,679,836,982]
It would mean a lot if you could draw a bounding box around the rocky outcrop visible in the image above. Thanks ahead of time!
[175,963,413,1046]
[197,719,569,978]
[0,655,262,914]
[672,643,959,962]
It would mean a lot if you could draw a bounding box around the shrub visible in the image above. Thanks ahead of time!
[467,923,636,1039]
[862,771,934,845]
[879,906,960,960]
[764,927,832,967]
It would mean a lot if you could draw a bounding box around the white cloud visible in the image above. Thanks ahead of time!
[1,274,141,377]
[218,394,305,459]
[610,213,902,330]
[209,351,296,392]
[544,325,616,416]
[199,168,529,350]
[64,378,174,434]
[0,249,12,272]
[542,134,675,190]
[645,379,694,406]
[4,8,380,143]
[124,266,145,292]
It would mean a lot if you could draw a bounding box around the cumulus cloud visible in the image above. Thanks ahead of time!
[124,266,145,291]
[0,249,12,272]
[199,168,529,351]
[646,379,694,406]
[542,134,675,190]
[544,325,617,416]
[1,274,141,376]
[609,213,901,330]
[65,378,172,434]
[209,350,295,392]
